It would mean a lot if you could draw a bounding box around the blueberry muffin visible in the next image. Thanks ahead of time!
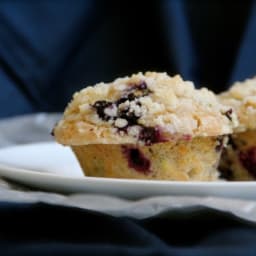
[53,72,236,181]
[219,78,256,181]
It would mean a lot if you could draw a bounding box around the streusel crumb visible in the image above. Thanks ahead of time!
[219,77,256,132]
[54,72,236,146]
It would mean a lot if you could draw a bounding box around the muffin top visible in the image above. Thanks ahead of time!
[219,77,256,132]
[54,72,236,145]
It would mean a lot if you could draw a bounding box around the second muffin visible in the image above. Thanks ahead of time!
[219,78,256,180]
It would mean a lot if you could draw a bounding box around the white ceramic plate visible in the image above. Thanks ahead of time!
[0,142,256,199]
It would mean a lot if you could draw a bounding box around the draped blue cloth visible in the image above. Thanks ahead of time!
[1,202,256,256]
[0,0,254,118]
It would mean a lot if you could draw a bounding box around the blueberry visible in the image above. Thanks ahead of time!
[92,81,153,134]
[224,109,233,121]
[122,146,151,174]
[228,135,237,150]
[126,81,152,97]
[116,93,136,105]
[118,108,140,126]
[218,166,234,180]
[239,147,256,178]
[127,93,136,101]
[116,97,128,105]
[50,129,55,136]
[135,82,152,96]
[139,127,167,145]
[92,100,113,121]
[136,81,147,90]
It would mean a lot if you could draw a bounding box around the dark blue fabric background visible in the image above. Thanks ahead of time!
[0,0,255,118]
[1,202,256,256]
[1,1,256,255]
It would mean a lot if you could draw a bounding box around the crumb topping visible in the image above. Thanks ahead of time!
[219,77,256,131]
[54,72,236,145]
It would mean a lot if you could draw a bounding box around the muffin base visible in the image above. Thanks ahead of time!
[219,130,256,181]
[72,136,223,181]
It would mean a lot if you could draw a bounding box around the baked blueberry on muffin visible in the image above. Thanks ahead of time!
[219,78,256,181]
[53,72,236,181]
